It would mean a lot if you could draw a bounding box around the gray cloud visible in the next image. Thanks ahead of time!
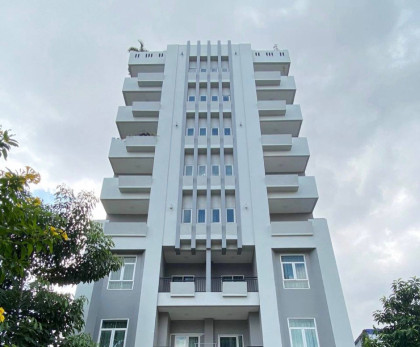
[1,0,419,339]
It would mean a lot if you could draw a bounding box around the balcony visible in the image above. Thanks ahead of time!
[263,137,309,174]
[123,78,162,105]
[125,135,157,152]
[254,71,281,86]
[270,221,314,237]
[266,175,318,214]
[100,176,151,215]
[180,223,238,240]
[253,50,290,76]
[109,138,155,175]
[116,104,159,138]
[259,104,302,137]
[137,72,163,87]
[159,277,258,294]
[256,76,296,104]
[128,51,165,77]
[261,134,292,151]
[102,221,148,237]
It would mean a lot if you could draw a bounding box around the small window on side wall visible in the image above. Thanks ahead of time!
[281,255,309,289]
[108,257,136,290]
[226,208,235,223]
[182,209,192,223]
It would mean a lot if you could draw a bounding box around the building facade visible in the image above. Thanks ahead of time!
[76,41,354,347]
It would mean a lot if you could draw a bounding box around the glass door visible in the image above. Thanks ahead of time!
[174,335,199,347]
[219,335,243,347]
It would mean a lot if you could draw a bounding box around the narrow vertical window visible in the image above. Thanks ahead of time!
[198,165,206,176]
[197,209,206,223]
[225,165,233,176]
[226,208,235,223]
[184,165,193,176]
[108,257,136,290]
[281,255,309,289]
[182,209,192,223]
[199,128,207,136]
[224,127,231,136]
[212,165,220,176]
[288,319,319,347]
[212,209,220,223]
[188,95,195,102]
[211,128,219,136]
[99,320,128,347]
[186,128,194,136]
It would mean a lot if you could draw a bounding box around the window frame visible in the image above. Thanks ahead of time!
[107,256,137,290]
[211,127,219,136]
[98,319,129,347]
[221,275,245,282]
[226,208,235,223]
[188,95,195,102]
[197,209,206,223]
[199,127,207,136]
[198,165,206,176]
[280,254,310,289]
[200,95,207,102]
[186,128,194,136]
[225,165,233,176]
[184,165,193,176]
[212,208,221,223]
[211,165,220,176]
[287,318,320,347]
[170,334,201,347]
[218,334,243,347]
[182,209,192,224]
[171,275,195,282]
[224,127,231,136]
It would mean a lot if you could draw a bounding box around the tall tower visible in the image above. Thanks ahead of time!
[77,41,354,347]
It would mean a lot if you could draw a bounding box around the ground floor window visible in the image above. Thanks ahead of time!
[288,318,319,347]
[98,320,127,347]
[219,335,243,347]
[171,335,200,347]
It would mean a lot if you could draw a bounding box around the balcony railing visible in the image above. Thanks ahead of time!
[158,277,258,293]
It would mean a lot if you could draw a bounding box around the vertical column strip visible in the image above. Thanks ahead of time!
[206,41,212,251]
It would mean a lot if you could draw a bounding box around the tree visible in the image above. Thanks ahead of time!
[128,39,148,52]
[370,277,420,347]
[0,128,121,346]
[0,126,18,160]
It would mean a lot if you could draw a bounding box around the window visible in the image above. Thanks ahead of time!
[188,95,195,102]
[212,165,220,176]
[188,67,196,72]
[172,275,195,282]
[222,68,229,72]
[173,335,200,347]
[226,208,235,223]
[182,209,192,223]
[184,165,193,176]
[98,320,128,347]
[200,95,206,102]
[186,128,194,136]
[211,68,218,72]
[212,209,220,223]
[219,336,243,347]
[199,127,207,136]
[108,257,136,290]
[281,255,309,289]
[211,127,219,136]
[197,209,206,223]
[200,68,206,72]
[288,319,319,347]
[221,275,244,282]
[198,165,206,176]
[224,127,231,136]
[223,95,230,102]
[211,95,218,102]
[225,165,233,176]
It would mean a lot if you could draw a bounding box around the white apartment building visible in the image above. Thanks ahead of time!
[76,41,354,347]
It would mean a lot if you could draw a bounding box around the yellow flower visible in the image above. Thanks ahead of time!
[0,315,4,323]
[62,232,69,241]
[33,197,41,206]
[50,226,59,236]
[0,307,4,315]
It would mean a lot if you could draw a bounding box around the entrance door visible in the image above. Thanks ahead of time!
[174,336,199,347]
[219,335,243,347]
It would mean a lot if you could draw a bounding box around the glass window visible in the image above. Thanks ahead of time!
[99,320,128,347]
[281,255,309,289]
[225,165,233,176]
[199,128,207,136]
[223,95,230,101]
[212,165,220,176]
[224,127,231,136]
[198,165,206,176]
[174,336,200,347]
[186,128,194,136]
[222,275,244,282]
[211,68,218,72]
[212,209,220,223]
[211,95,218,102]
[200,68,206,72]
[226,208,235,223]
[172,275,195,283]
[222,68,229,72]
[212,127,219,136]
[188,95,195,102]
[200,95,206,102]
[182,209,192,223]
[108,257,136,290]
[185,165,193,176]
[288,319,319,347]
[197,209,206,223]
[219,336,242,347]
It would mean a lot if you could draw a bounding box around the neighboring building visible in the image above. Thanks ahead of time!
[355,329,376,347]
[76,41,354,347]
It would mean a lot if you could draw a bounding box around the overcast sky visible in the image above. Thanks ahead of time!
[1,0,420,339]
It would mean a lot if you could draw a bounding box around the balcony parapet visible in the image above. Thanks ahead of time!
[254,71,282,86]
[261,134,292,151]
[270,221,314,237]
[128,51,165,77]
[102,221,148,237]
[253,50,290,76]
[256,76,296,104]
[259,104,302,137]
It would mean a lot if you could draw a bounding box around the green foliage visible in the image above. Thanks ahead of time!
[372,277,420,347]
[128,39,147,52]
[0,126,18,160]
[0,126,120,346]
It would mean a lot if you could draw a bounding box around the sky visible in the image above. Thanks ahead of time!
[1,0,420,340]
